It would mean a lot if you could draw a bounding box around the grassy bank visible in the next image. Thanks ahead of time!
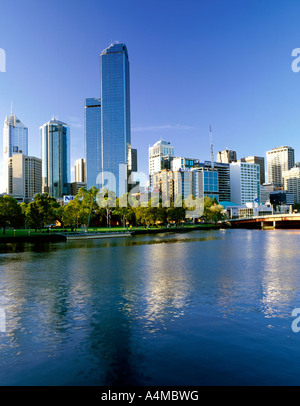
[0,223,226,243]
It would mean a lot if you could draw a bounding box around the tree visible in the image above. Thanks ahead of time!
[30,193,61,229]
[96,188,116,228]
[0,195,24,234]
[113,194,135,227]
[63,198,82,231]
[78,186,99,231]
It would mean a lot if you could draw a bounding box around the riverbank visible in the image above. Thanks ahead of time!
[0,223,227,243]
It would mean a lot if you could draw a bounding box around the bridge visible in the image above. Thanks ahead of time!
[229,213,300,229]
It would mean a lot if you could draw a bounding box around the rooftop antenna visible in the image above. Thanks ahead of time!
[10,101,13,116]
[209,125,214,169]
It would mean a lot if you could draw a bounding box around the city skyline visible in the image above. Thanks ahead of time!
[1,0,300,184]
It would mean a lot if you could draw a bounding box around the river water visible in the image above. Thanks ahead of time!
[0,228,300,386]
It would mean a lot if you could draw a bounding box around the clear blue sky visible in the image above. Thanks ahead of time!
[1,0,300,180]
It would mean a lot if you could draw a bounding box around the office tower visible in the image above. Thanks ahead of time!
[149,140,175,185]
[3,112,28,193]
[101,43,131,196]
[85,43,131,196]
[8,154,42,202]
[241,156,265,185]
[40,119,70,199]
[230,161,260,205]
[85,98,101,190]
[266,146,295,187]
[204,161,231,202]
[283,165,300,203]
[192,167,219,201]
[217,149,237,164]
[171,157,199,172]
[75,158,85,183]
[152,169,177,204]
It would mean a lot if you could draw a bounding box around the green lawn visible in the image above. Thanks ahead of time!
[0,222,220,237]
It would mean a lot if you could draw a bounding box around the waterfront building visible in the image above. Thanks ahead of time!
[282,164,300,203]
[241,156,265,185]
[217,149,237,164]
[230,161,260,205]
[266,146,294,187]
[75,158,85,183]
[149,140,175,185]
[260,183,276,204]
[8,154,42,202]
[221,201,272,219]
[270,190,294,206]
[204,161,230,202]
[3,112,28,194]
[192,167,219,201]
[40,119,71,199]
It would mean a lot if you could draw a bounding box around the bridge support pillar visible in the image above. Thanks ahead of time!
[261,221,264,230]
[273,220,276,229]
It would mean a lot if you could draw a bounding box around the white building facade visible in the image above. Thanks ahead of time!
[230,161,260,205]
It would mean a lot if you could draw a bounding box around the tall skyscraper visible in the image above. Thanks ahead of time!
[266,146,295,187]
[3,112,28,193]
[85,43,132,196]
[40,119,70,199]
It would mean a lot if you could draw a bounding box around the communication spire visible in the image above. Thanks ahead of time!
[209,125,214,169]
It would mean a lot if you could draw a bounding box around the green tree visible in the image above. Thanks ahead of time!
[63,198,82,231]
[78,186,100,231]
[0,195,24,234]
[96,188,116,228]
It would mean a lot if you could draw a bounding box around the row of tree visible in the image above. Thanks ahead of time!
[0,187,226,234]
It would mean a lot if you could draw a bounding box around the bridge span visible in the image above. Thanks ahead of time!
[229,213,300,229]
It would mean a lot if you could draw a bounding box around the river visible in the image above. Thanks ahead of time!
[0,228,300,386]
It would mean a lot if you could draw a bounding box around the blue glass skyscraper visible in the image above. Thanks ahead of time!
[85,43,131,196]
[40,119,70,199]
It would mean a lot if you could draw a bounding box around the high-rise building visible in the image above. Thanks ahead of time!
[230,161,260,205]
[241,156,265,185]
[266,146,295,187]
[131,148,138,172]
[75,158,85,183]
[40,119,70,199]
[8,154,42,202]
[217,149,237,164]
[85,43,132,196]
[85,97,101,190]
[3,112,28,193]
[101,43,131,196]
[149,140,175,185]
[192,167,219,201]
[283,164,300,204]
[204,161,231,202]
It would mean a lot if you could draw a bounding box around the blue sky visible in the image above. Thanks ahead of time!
[1,0,300,180]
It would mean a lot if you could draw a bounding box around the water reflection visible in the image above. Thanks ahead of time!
[1,229,300,385]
